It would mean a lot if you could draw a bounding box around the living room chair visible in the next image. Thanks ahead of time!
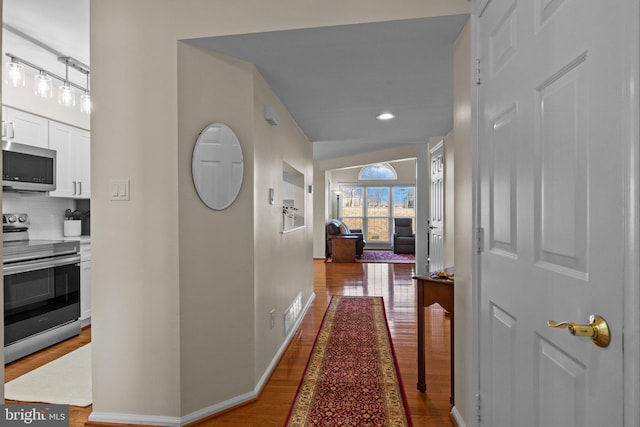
[392,218,415,254]
[326,219,366,258]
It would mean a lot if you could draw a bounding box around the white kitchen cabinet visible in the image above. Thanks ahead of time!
[80,240,92,325]
[2,106,49,148]
[48,121,91,198]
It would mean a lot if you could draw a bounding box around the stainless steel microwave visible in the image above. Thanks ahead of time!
[2,141,56,192]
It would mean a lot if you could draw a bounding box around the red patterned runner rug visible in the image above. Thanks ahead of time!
[285,296,413,426]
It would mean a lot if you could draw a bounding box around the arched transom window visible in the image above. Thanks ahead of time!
[358,162,398,180]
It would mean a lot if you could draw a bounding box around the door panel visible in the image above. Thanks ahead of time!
[535,337,586,427]
[477,0,630,425]
[535,55,588,276]
[489,105,517,257]
[429,141,445,272]
[489,303,516,427]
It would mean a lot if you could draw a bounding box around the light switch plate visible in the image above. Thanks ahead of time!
[110,179,130,201]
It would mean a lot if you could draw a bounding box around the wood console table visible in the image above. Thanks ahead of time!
[331,235,358,262]
[414,267,454,405]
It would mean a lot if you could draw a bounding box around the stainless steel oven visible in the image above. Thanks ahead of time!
[2,213,81,363]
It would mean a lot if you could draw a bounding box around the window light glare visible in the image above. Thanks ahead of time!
[376,112,396,121]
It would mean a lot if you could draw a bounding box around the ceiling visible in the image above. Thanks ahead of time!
[188,15,469,161]
[3,0,89,87]
[2,1,468,161]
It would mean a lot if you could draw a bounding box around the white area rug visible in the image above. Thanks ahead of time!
[5,344,92,407]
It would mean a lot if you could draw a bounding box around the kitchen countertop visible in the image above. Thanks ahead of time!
[63,235,91,244]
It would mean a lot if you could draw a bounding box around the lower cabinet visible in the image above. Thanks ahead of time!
[80,241,92,325]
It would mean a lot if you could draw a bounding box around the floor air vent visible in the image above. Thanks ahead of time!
[284,292,302,335]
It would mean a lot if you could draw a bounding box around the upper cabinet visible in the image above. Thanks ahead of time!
[2,106,49,148]
[48,121,91,199]
[1,106,91,199]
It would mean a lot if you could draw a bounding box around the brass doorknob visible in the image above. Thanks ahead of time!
[546,315,610,348]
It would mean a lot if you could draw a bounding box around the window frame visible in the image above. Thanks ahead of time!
[338,183,415,244]
[357,162,398,180]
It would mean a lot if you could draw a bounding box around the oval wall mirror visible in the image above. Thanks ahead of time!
[192,123,244,210]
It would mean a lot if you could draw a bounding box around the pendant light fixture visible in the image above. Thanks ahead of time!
[34,70,53,98]
[58,61,76,107]
[5,57,25,87]
[4,53,90,114]
[80,71,91,114]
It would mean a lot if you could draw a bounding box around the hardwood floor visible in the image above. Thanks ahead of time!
[4,260,452,426]
[4,326,92,427]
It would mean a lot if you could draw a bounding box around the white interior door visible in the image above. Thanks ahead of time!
[429,140,445,272]
[476,0,635,425]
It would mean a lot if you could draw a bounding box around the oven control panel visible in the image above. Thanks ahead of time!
[3,213,30,230]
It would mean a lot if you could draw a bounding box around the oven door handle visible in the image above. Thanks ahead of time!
[3,254,81,275]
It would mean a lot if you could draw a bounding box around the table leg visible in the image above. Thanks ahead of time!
[417,283,426,392]
[450,311,454,405]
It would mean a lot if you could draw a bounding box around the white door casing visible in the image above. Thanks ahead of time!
[429,140,445,272]
[475,0,638,426]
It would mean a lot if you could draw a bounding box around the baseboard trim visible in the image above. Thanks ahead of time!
[88,412,181,427]
[180,292,316,426]
[88,293,316,427]
[179,390,256,426]
[450,406,467,427]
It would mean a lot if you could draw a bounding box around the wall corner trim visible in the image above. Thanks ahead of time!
[450,406,468,427]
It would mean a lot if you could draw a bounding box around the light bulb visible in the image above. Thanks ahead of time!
[58,83,76,107]
[5,61,25,87]
[80,93,91,114]
[376,112,396,121]
[34,72,53,98]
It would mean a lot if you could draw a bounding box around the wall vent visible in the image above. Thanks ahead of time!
[284,292,303,335]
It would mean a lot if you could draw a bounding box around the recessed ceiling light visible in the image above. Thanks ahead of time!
[376,112,396,121]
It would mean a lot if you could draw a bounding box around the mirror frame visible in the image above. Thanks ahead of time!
[191,122,244,210]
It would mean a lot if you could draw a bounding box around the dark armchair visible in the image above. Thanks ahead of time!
[326,219,366,258]
[392,218,415,254]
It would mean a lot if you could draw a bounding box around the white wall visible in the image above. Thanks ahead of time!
[452,18,473,426]
[174,43,315,419]
[251,69,313,386]
[177,43,257,414]
[445,133,455,267]
[90,0,470,424]
[91,2,182,420]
